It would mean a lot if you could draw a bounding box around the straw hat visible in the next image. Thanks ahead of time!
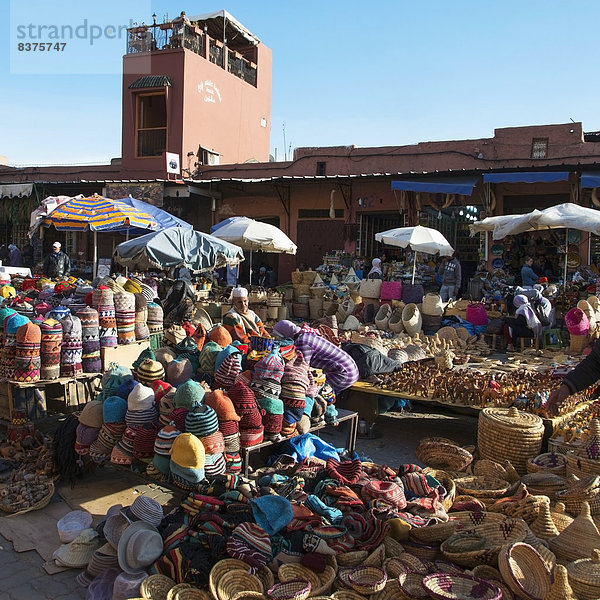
[103,513,130,550]
[53,528,102,568]
[57,509,93,544]
[401,304,422,336]
[118,521,163,574]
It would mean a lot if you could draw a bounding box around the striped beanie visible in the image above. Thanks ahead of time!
[254,348,285,383]
[204,452,227,476]
[133,423,159,459]
[154,423,181,456]
[184,405,219,437]
[227,380,258,415]
[146,302,163,334]
[163,325,186,348]
[171,408,188,432]
[282,351,311,389]
[137,359,165,387]
[134,293,150,341]
[173,380,205,410]
[227,522,272,568]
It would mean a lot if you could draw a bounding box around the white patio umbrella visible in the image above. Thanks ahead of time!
[375,225,454,283]
[470,202,600,283]
[210,216,297,281]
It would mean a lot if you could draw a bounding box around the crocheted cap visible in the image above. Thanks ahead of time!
[137,359,165,386]
[170,432,206,470]
[208,325,232,348]
[132,348,156,371]
[167,358,194,387]
[103,396,128,424]
[173,379,205,409]
[155,347,177,369]
[204,389,241,422]
[79,400,104,429]
[184,404,219,437]
[127,383,155,411]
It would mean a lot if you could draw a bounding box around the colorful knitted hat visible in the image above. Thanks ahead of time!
[227,522,272,568]
[132,348,156,371]
[154,423,181,456]
[137,359,165,387]
[282,352,311,389]
[152,380,173,403]
[227,381,258,415]
[204,390,241,422]
[164,325,187,347]
[185,404,219,437]
[361,480,407,510]
[5,312,30,335]
[170,432,206,470]
[103,396,128,423]
[208,325,232,348]
[127,383,155,411]
[167,358,194,387]
[199,341,221,373]
[258,397,284,415]
[239,426,264,448]
[123,279,142,295]
[254,347,285,383]
[79,400,104,429]
[146,302,163,334]
[172,380,203,410]
[250,495,293,535]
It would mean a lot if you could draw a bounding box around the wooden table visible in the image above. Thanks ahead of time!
[241,408,359,477]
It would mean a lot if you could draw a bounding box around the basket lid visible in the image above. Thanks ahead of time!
[566,548,600,583]
[481,406,544,430]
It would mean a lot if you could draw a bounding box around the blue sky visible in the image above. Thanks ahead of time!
[1,0,599,166]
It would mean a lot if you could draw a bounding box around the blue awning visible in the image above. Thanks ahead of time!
[482,171,570,184]
[580,172,600,189]
[391,177,479,196]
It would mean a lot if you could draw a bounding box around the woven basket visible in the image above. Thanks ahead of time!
[301,270,317,285]
[392,553,432,575]
[347,566,387,595]
[497,542,552,600]
[434,560,465,575]
[398,573,430,598]
[166,584,194,600]
[441,532,488,554]
[409,520,457,544]
[256,569,274,594]
[473,459,511,481]
[309,287,327,299]
[267,579,311,600]
[292,270,303,284]
[309,298,324,320]
[422,574,502,600]
[477,407,545,474]
[375,303,392,330]
[566,450,600,478]
[218,571,263,600]
[368,583,406,600]
[293,303,310,320]
[566,548,600,600]
[209,559,251,600]
[440,517,528,568]
[401,540,440,560]
[549,502,600,562]
[0,481,54,516]
[175,590,212,600]
[364,544,386,567]
[383,535,405,558]
[267,293,283,307]
[312,566,336,597]
[454,475,510,498]
[278,565,320,594]
[422,468,457,512]
[231,594,266,600]
[550,502,573,532]
[415,441,473,472]
[140,574,176,600]
[338,550,368,567]
[529,501,559,539]
[527,452,567,476]
[555,475,600,515]
[546,565,577,600]
[293,284,311,298]
[330,592,364,600]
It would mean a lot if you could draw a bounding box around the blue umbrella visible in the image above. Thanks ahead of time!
[113,196,193,233]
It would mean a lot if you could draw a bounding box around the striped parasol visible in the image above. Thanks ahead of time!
[43,195,158,231]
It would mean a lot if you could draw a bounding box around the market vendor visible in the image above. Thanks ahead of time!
[366,258,383,280]
[223,286,269,344]
[42,242,70,279]
[521,256,539,287]
[547,339,600,415]
[272,320,359,392]
[503,294,541,352]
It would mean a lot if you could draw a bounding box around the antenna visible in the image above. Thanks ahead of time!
[282,122,287,161]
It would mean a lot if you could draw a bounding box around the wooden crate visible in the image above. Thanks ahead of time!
[101,340,150,370]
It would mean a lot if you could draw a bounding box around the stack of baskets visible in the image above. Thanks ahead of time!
[477,407,545,474]
[566,418,600,478]
[292,269,317,320]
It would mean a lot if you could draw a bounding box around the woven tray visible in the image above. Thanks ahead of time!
[422,574,502,600]
[454,476,510,498]
[415,441,473,472]
[0,481,54,516]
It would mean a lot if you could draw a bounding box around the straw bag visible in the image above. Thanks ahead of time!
[422,293,444,316]
[302,269,317,285]
[291,269,303,284]
[336,298,355,322]
[309,298,324,320]
[293,303,309,320]
[401,303,422,336]
[359,279,382,299]
[375,303,392,330]
[250,288,268,303]
[267,292,283,307]
[380,281,402,301]
[388,308,404,333]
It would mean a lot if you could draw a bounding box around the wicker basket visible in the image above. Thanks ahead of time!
[267,292,283,307]
[0,481,54,516]
[267,580,311,600]
[231,594,266,600]
[454,475,510,498]
[312,566,336,597]
[497,542,552,600]
[364,544,386,567]
[218,571,263,600]
[555,474,600,515]
[209,559,251,600]
[549,502,600,562]
[409,520,457,544]
[545,565,577,600]
[278,565,320,594]
[175,590,212,600]
[422,574,502,600]
[292,303,310,320]
[291,270,303,284]
[398,573,430,598]
[347,566,387,595]
[301,270,317,285]
[566,548,600,600]
[566,450,600,478]
[473,459,512,481]
[527,452,567,476]
[383,535,405,558]
[415,441,473,472]
[337,550,368,567]
[401,539,440,560]
[477,407,545,474]
[309,298,324,320]
[256,569,275,594]
[293,284,311,298]
[140,574,176,600]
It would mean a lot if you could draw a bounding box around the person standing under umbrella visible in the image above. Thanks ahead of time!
[43,242,70,279]
[439,251,461,302]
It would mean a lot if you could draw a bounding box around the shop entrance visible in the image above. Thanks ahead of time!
[296,219,344,269]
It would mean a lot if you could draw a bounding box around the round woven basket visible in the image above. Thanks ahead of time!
[546,565,577,600]
[398,573,430,598]
[415,441,473,472]
[550,502,574,532]
[338,550,368,567]
[267,579,311,600]
[312,566,336,596]
[454,475,510,498]
[140,574,176,600]
[473,459,511,481]
[166,584,194,600]
[174,590,212,600]
[497,542,552,600]
[401,539,440,560]
[347,566,387,595]
[331,592,365,600]
[368,583,406,600]
[566,450,600,478]
[422,573,502,600]
[566,548,600,600]
[383,535,405,557]
[477,407,545,474]
[364,544,386,567]
[209,559,251,600]
[0,481,54,516]
[218,571,263,600]
[409,518,457,544]
[278,565,320,593]
[231,594,266,600]
[256,569,274,594]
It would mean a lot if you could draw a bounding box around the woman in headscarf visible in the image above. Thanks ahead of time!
[162,280,195,326]
[223,286,269,343]
[273,320,359,393]
[503,294,542,351]
[367,258,383,279]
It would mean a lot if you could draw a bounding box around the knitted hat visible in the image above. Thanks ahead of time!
[103,396,128,423]
[258,397,284,415]
[228,522,272,567]
[5,312,30,335]
[250,495,293,535]
[155,346,177,369]
[228,381,258,415]
[79,400,104,429]
[146,302,163,334]
[282,352,311,389]
[154,424,181,456]
[123,280,142,295]
[173,380,205,409]
[204,452,227,476]
[164,325,186,347]
[152,380,173,403]
[127,383,155,411]
[220,420,240,437]
[199,341,221,373]
[204,390,241,422]
[171,408,188,432]
[200,430,225,454]
[239,426,264,448]
[170,432,206,470]
[254,347,285,383]
[117,378,138,400]
[262,413,283,435]
[361,480,407,510]
[209,325,232,348]
[185,404,219,437]
[167,358,194,387]
[137,359,165,387]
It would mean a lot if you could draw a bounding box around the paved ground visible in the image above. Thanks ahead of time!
[0,405,479,600]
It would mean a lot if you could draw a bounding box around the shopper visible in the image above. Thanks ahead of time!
[547,338,600,415]
[521,256,538,287]
[367,258,383,280]
[223,286,269,343]
[42,242,70,278]
[273,320,359,392]
[503,294,541,352]
[22,243,34,268]
[162,280,195,326]
[439,252,461,302]
[8,244,22,267]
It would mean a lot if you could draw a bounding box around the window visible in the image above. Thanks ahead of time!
[531,138,548,159]
[316,161,326,176]
[136,93,167,157]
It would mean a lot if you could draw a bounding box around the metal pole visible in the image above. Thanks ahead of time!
[412,251,417,284]
[125,229,129,277]
[563,228,568,287]
[93,230,98,279]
